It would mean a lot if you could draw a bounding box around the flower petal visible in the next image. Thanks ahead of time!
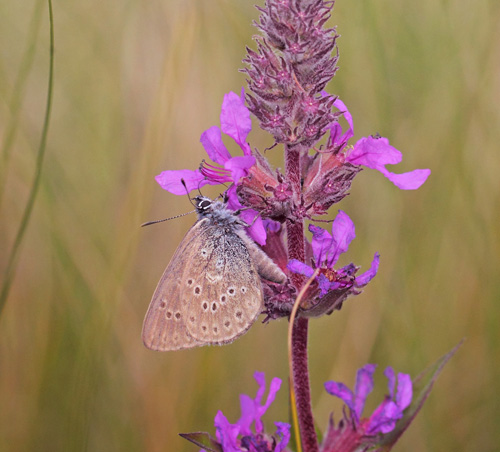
[220,91,252,155]
[379,167,431,190]
[226,185,267,245]
[333,98,354,143]
[324,381,355,412]
[214,411,241,452]
[355,252,380,286]
[155,169,209,195]
[348,136,401,167]
[224,155,256,183]
[287,260,315,278]
[309,224,333,265]
[347,136,431,190]
[384,367,396,399]
[353,364,377,419]
[328,210,356,267]
[238,372,282,435]
[200,125,231,165]
[395,373,413,411]
[366,399,402,435]
[274,422,291,452]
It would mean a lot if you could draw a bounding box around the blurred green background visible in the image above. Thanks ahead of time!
[1,0,499,451]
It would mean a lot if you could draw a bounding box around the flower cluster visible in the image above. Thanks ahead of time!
[186,366,416,452]
[156,87,428,315]
[196,372,290,452]
[322,365,412,451]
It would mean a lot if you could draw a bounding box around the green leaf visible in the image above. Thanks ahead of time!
[179,431,223,452]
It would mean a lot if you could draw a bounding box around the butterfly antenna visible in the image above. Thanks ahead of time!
[141,209,196,227]
[181,178,197,208]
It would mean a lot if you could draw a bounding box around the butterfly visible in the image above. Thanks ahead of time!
[142,196,287,351]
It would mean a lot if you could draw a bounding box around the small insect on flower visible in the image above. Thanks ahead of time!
[142,196,287,351]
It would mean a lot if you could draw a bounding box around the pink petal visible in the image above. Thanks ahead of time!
[221,91,252,155]
[333,98,354,141]
[347,136,402,168]
[353,364,377,418]
[224,155,256,183]
[324,381,355,411]
[155,169,210,195]
[380,167,431,190]
[309,224,333,265]
[395,373,412,410]
[384,367,396,399]
[200,126,231,165]
[355,252,380,286]
[287,260,315,278]
[328,210,356,267]
[348,136,431,190]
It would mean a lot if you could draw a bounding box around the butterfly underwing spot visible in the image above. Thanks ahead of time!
[186,278,194,286]
[241,286,247,294]
[174,312,181,320]
[166,311,172,319]
[202,301,209,311]
[194,286,201,295]
[227,287,236,296]
[211,302,218,312]
[220,294,227,303]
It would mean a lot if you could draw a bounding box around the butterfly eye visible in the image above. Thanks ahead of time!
[199,199,211,210]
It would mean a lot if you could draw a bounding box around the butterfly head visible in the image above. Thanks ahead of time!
[193,196,213,214]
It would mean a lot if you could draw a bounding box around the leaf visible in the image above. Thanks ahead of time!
[179,431,223,452]
[369,339,465,451]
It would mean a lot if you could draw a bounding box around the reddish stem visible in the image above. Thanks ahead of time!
[285,144,318,452]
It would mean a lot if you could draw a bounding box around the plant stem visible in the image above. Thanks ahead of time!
[285,143,318,452]
[0,0,54,316]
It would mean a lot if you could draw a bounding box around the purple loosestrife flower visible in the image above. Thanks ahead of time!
[286,210,379,317]
[331,99,431,190]
[155,90,268,244]
[203,372,291,452]
[321,365,413,452]
[156,90,255,195]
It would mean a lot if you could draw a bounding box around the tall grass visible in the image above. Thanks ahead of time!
[0,0,499,451]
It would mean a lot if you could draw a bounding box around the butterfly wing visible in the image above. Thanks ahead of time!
[179,224,263,345]
[142,220,208,351]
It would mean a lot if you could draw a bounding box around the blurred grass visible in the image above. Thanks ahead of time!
[0,0,499,451]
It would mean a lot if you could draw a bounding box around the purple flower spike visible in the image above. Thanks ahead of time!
[347,136,431,190]
[155,91,255,195]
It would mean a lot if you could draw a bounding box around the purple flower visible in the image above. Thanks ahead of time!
[155,90,268,245]
[324,364,413,436]
[156,90,255,195]
[330,98,431,190]
[287,211,379,297]
[212,371,291,452]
